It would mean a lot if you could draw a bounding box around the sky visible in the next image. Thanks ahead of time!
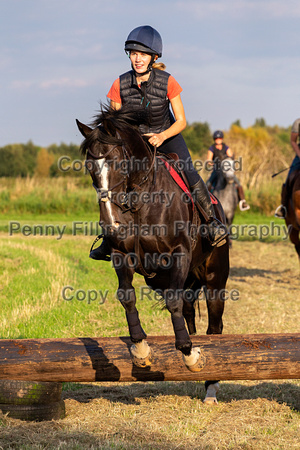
[2,0,300,147]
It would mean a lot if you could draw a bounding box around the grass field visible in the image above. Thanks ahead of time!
[0,176,299,449]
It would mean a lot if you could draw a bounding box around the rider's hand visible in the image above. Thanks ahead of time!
[143,132,166,148]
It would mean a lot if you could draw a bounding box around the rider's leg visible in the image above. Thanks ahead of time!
[235,180,250,211]
[159,134,228,247]
[207,171,217,193]
[275,156,300,218]
[190,177,228,246]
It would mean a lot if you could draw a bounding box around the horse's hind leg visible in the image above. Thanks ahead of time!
[203,246,229,404]
[289,227,300,261]
[114,254,152,367]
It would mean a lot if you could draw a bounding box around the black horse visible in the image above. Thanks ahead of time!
[77,106,230,403]
[211,158,238,245]
[284,169,300,260]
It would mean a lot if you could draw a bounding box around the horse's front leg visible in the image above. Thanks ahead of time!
[113,252,152,367]
[165,267,206,372]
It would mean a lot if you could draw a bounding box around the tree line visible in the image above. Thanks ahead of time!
[0,119,292,178]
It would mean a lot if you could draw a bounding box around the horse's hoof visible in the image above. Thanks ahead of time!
[131,348,153,368]
[130,342,153,368]
[203,396,218,405]
[182,347,206,372]
[203,382,219,405]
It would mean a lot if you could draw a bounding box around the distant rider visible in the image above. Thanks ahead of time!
[275,118,300,218]
[206,130,250,211]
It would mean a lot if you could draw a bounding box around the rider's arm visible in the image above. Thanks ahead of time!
[207,149,214,166]
[110,100,121,110]
[226,147,234,158]
[146,94,186,147]
[291,132,300,158]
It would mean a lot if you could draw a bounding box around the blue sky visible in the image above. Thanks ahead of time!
[2,0,300,147]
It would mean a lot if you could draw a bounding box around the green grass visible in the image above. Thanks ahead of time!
[0,235,170,340]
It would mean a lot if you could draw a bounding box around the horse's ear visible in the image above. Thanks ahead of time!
[76,119,92,138]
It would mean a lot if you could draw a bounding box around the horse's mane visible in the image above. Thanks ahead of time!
[80,104,148,156]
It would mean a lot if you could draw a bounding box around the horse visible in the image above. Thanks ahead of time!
[211,158,238,245]
[76,105,230,404]
[284,169,300,260]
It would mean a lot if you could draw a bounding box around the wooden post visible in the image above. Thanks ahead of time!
[0,333,299,382]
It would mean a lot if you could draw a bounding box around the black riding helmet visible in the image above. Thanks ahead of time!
[125,25,162,75]
[213,130,224,140]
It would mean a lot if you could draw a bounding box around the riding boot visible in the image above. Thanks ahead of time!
[89,236,111,261]
[274,183,288,219]
[206,181,213,193]
[191,179,228,247]
[237,185,250,211]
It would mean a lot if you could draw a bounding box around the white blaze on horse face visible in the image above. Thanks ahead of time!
[223,158,235,181]
[95,159,119,228]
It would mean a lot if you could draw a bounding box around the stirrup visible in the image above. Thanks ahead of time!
[89,234,111,261]
[208,219,228,247]
[274,205,286,219]
[239,200,250,211]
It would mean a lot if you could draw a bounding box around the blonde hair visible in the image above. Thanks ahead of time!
[152,62,166,71]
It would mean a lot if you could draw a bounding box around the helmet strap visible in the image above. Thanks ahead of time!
[130,54,156,77]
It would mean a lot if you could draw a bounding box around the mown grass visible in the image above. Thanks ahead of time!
[0,239,299,448]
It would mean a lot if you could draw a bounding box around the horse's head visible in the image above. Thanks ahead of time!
[221,158,236,183]
[76,105,154,225]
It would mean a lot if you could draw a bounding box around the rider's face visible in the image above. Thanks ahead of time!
[129,51,152,74]
[214,138,223,145]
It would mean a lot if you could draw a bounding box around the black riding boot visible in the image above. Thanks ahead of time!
[191,179,228,247]
[89,236,111,261]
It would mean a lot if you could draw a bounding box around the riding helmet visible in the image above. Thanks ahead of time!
[125,25,163,57]
[213,130,224,140]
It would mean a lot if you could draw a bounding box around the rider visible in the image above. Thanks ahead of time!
[275,118,300,218]
[206,130,250,212]
[90,25,227,260]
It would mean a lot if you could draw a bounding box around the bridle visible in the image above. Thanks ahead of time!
[86,133,157,212]
[87,132,158,278]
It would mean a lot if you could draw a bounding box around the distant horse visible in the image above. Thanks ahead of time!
[212,159,238,244]
[76,106,229,404]
[285,169,300,260]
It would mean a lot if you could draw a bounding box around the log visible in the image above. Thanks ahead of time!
[0,334,299,382]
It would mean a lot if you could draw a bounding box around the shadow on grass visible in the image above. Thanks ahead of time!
[230,266,282,278]
[62,380,300,411]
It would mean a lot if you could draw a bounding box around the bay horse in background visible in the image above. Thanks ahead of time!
[211,158,238,246]
[285,168,300,260]
[76,105,229,404]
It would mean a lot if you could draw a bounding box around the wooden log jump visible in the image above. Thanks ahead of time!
[0,333,299,383]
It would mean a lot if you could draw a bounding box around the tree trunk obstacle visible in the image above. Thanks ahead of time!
[0,334,299,383]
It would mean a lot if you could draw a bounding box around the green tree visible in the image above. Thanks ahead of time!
[182,122,212,157]
[253,117,267,128]
[34,148,54,177]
